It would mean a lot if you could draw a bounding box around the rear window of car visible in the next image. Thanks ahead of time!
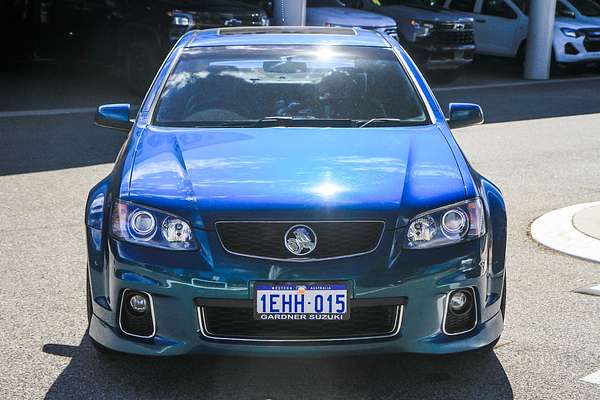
[153,45,429,128]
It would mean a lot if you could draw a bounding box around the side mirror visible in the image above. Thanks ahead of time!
[94,104,133,132]
[447,103,484,130]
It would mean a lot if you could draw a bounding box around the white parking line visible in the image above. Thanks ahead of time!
[434,75,600,92]
[581,370,600,386]
[0,107,97,118]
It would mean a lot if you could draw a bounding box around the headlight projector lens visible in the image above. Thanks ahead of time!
[129,210,156,238]
[441,209,468,238]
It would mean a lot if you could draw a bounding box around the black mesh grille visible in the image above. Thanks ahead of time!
[201,304,399,340]
[216,221,384,260]
[584,39,600,53]
[429,29,475,45]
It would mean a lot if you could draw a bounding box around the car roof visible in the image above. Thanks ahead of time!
[185,26,391,48]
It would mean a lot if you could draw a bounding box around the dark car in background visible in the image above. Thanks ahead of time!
[32,0,270,92]
[351,0,476,82]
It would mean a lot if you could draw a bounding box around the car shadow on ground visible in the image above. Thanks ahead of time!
[0,113,126,176]
[42,334,513,400]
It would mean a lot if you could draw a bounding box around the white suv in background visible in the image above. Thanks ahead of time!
[306,0,399,39]
[443,0,600,68]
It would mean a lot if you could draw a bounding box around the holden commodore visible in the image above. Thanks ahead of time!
[86,26,507,356]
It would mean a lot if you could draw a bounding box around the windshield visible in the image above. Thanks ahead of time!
[153,45,428,128]
[369,0,446,8]
[567,0,600,16]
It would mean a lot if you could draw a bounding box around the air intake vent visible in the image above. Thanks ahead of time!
[218,26,356,36]
[196,299,405,342]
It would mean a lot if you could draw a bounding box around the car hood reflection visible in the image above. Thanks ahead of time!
[126,125,466,229]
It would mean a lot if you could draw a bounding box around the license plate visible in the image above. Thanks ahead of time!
[254,282,349,321]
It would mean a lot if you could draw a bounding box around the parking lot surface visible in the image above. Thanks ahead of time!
[1,59,599,399]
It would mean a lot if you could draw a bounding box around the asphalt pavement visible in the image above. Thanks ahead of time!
[1,58,599,400]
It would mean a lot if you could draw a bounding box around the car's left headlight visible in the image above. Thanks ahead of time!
[561,27,583,38]
[111,200,197,251]
[403,199,486,250]
[411,19,434,37]
[169,10,194,27]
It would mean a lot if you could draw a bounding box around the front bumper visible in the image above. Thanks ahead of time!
[87,232,505,356]
[408,44,475,70]
[555,35,600,64]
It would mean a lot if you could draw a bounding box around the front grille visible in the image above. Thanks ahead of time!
[198,302,402,341]
[584,39,600,53]
[429,28,475,45]
[216,221,384,260]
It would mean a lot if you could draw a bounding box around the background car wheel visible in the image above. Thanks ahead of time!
[550,51,575,77]
[86,271,116,355]
[427,68,463,84]
[125,40,159,96]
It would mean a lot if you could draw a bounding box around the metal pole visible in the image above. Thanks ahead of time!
[273,0,307,26]
[524,0,556,80]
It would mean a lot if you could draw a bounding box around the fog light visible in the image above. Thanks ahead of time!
[449,290,471,315]
[129,294,148,314]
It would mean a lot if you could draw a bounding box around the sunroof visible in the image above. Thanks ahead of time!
[218,26,356,36]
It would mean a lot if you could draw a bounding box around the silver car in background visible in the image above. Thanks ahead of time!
[306,0,399,39]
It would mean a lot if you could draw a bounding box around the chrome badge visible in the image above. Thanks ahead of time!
[284,225,317,256]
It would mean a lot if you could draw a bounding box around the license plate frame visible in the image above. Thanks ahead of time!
[253,281,351,321]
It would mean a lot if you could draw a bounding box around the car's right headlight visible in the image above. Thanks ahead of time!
[111,200,197,251]
[403,198,486,250]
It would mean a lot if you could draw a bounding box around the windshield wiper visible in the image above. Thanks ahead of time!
[359,118,414,128]
[253,116,354,127]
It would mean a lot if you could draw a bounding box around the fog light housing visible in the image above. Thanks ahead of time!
[444,288,477,335]
[119,290,155,338]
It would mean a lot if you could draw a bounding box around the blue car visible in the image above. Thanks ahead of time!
[86,26,507,356]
